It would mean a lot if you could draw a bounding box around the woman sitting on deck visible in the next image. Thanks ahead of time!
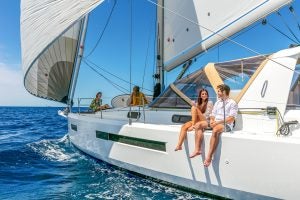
[175,88,213,158]
[90,92,110,112]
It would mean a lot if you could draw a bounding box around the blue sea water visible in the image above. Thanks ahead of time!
[0,107,209,200]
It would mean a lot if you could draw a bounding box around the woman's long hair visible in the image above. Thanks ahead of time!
[133,86,140,96]
[96,92,102,98]
[197,88,209,113]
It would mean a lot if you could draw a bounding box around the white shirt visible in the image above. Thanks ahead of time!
[211,98,238,128]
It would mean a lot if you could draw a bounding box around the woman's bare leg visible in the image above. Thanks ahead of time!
[189,128,204,158]
[175,121,192,151]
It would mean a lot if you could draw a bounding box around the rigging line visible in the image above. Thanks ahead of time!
[85,0,117,58]
[129,0,133,92]
[289,6,300,31]
[196,23,261,62]
[83,58,129,84]
[152,5,158,87]
[146,0,300,75]
[188,22,261,70]
[129,0,133,124]
[266,21,299,44]
[90,67,128,94]
[83,60,129,93]
[217,44,220,62]
[191,22,260,64]
[218,22,260,48]
[277,11,300,43]
[83,57,153,93]
[141,24,153,91]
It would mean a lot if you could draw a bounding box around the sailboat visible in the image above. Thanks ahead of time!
[20,0,300,199]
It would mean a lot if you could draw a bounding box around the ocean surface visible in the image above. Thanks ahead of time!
[0,107,209,200]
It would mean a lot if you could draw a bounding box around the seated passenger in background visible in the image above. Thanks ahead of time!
[90,92,110,112]
[130,86,148,106]
[175,89,213,158]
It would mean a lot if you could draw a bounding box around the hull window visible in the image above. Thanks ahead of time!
[71,124,77,131]
[96,131,166,151]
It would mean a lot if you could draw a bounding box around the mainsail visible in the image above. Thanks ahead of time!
[163,0,292,71]
[20,0,104,103]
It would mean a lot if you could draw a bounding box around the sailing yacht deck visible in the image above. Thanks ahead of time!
[71,106,300,139]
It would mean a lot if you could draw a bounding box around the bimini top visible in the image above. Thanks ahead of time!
[150,55,267,109]
[20,0,104,103]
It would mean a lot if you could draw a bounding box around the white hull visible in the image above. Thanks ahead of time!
[68,107,300,199]
[68,47,300,199]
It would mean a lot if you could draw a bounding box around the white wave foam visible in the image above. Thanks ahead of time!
[0,132,23,140]
[28,134,82,162]
[58,134,70,143]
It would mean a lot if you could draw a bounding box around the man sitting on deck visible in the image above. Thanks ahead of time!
[130,86,148,106]
[204,84,238,167]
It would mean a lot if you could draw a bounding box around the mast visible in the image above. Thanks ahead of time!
[155,0,165,94]
[68,16,89,111]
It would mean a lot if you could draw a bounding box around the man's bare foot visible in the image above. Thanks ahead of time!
[189,151,201,158]
[204,157,212,167]
[174,146,182,151]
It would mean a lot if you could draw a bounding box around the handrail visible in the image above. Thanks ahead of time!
[77,97,100,115]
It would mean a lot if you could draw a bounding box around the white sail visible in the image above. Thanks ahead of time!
[163,0,292,71]
[20,0,104,102]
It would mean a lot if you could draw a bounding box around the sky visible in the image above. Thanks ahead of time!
[0,1,63,106]
[0,0,300,106]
